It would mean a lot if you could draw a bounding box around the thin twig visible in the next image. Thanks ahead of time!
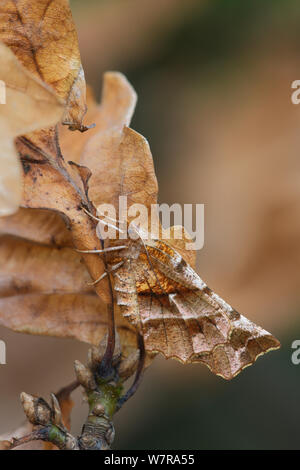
[7,428,48,450]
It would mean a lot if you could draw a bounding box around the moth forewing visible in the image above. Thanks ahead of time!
[142,236,204,289]
[110,229,280,379]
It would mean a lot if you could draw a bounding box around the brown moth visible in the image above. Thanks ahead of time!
[102,224,280,380]
[81,119,281,380]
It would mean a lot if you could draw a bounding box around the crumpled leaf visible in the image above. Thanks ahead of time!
[0,0,87,130]
[0,208,72,247]
[0,235,135,346]
[0,71,139,349]
[0,0,113,302]
[0,43,63,216]
[0,0,88,229]
[82,126,158,215]
[60,72,137,164]
[2,73,138,307]
[15,151,110,303]
[0,235,92,295]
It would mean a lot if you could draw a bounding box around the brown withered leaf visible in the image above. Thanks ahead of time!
[0,73,138,305]
[0,235,92,295]
[14,148,111,303]
[0,43,63,216]
[80,111,280,380]
[0,235,135,346]
[0,0,88,208]
[0,70,140,351]
[0,208,72,247]
[0,291,134,348]
[0,0,87,130]
[8,69,108,305]
[60,72,137,164]
[0,5,143,374]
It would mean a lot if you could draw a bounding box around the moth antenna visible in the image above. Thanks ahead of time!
[97,213,127,228]
[96,211,129,233]
[82,207,125,233]
[89,261,124,286]
[75,246,127,254]
[82,206,103,222]
[98,218,125,233]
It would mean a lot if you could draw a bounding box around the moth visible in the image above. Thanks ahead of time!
[78,100,280,381]
[80,212,280,380]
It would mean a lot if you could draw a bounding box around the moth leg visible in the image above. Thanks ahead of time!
[75,246,127,254]
[117,333,145,411]
[89,261,124,286]
[82,207,125,233]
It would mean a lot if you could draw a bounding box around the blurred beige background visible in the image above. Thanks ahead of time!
[1,0,300,449]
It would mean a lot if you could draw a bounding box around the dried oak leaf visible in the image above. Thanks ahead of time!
[0,1,136,350]
[0,208,72,247]
[79,94,280,380]
[0,43,63,216]
[59,72,137,165]
[0,0,89,216]
[0,233,135,346]
[0,0,113,304]
[0,0,87,130]
[0,73,138,351]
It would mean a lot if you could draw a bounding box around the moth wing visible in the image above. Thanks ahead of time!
[113,248,280,380]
